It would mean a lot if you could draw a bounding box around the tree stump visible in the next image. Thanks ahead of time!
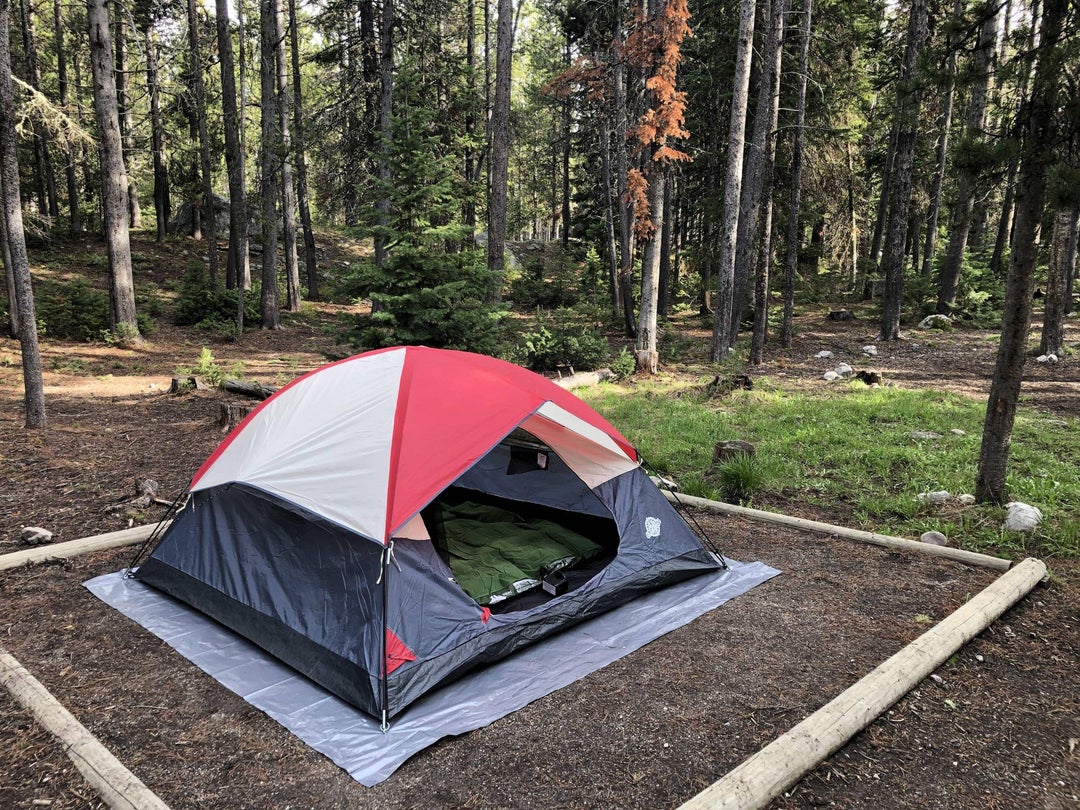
[219,402,255,431]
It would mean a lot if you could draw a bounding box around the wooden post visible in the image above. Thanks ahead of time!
[0,648,172,809]
[0,522,166,572]
[678,557,1047,810]
[661,491,1011,572]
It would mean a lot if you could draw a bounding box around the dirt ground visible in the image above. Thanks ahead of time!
[1,283,1079,808]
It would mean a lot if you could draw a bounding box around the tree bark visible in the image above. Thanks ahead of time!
[1064,208,1079,315]
[19,0,58,219]
[935,0,998,314]
[145,29,170,242]
[0,0,45,427]
[635,167,665,374]
[878,0,928,342]
[975,0,1066,505]
[782,0,812,348]
[921,0,959,279]
[288,0,319,300]
[374,0,394,273]
[114,11,140,229]
[487,0,514,292]
[599,108,620,320]
[613,4,636,337]
[2,203,16,335]
[188,0,220,283]
[237,0,251,290]
[658,176,673,318]
[259,0,281,329]
[216,0,248,295]
[53,0,81,232]
[1039,206,1075,356]
[709,0,756,361]
[729,0,787,348]
[273,0,300,311]
[750,192,775,365]
[87,0,142,343]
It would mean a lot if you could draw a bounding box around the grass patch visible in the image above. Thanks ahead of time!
[579,379,1080,558]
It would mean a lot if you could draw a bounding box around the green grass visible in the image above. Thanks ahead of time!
[580,378,1080,558]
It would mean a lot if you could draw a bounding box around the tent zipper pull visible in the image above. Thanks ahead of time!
[376,542,402,584]
[387,540,402,573]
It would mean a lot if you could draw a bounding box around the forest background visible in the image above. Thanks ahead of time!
[0,0,1078,542]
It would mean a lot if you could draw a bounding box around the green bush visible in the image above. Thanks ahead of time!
[35,278,110,341]
[511,311,610,371]
[342,247,505,354]
[508,244,581,309]
[609,346,636,379]
[714,454,768,505]
[174,267,260,331]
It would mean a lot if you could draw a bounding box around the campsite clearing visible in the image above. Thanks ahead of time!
[2,306,1079,807]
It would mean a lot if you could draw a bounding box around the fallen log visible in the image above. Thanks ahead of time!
[678,557,1047,810]
[661,490,1011,572]
[0,647,172,809]
[0,523,167,572]
[552,368,613,390]
[220,378,279,400]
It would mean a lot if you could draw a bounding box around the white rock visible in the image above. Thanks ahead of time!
[950,428,966,436]
[19,526,53,545]
[958,494,976,506]
[910,430,943,440]
[862,345,878,356]
[917,490,951,505]
[836,363,854,377]
[1003,502,1043,532]
[920,530,948,546]
[823,370,840,381]
[919,314,952,329]
[815,350,834,359]
[1036,353,1059,364]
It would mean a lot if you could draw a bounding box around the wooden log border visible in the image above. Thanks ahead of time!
[662,490,1012,572]
[0,522,165,572]
[678,556,1047,810]
[0,647,171,810]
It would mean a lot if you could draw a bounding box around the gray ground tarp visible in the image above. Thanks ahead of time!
[86,559,778,786]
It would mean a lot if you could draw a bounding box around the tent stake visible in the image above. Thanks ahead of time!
[661,491,1011,571]
[677,557,1047,810]
[0,647,172,810]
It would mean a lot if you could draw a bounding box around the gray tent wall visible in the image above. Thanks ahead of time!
[136,430,720,722]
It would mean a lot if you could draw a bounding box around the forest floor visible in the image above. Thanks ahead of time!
[1,232,1079,808]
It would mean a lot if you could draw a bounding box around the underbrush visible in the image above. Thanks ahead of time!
[579,379,1080,558]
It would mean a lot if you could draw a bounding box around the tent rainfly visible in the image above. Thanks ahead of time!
[135,347,723,726]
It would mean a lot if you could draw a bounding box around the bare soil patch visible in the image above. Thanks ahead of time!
[2,279,1079,807]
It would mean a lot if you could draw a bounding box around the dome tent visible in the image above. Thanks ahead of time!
[135,347,722,726]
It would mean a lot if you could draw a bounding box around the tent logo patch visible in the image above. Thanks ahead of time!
[644,517,662,539]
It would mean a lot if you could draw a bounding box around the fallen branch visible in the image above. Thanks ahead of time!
[678,557,1047,810]
[661,491,1011,572]
[552,369,613,390]
[220,378,279,400]
[0,523,166,572]
[0,647,172,810]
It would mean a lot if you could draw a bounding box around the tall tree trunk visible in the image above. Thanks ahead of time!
[273,0,300,311]
[259,0,282,329]
[613,5,635,337]
[729,0,787,348]
[599,108,620,320]
[19,0,58,218]
[54,0,81,232]
[2,205,15,335]
[974,0,1065,504]
[635,167,665,373]
[750,192,775,365]
[657,176,673,318]
[288,0,318,299]
[217,0,248,293]
[0,0,44,426]
[560,30,571,249]
[782,0,812,348]
[868,122,898,272]
[188,0,220,283]
[486,0,513,290]
[709,0,756,361]
[237,0,251,289]
[1064,208,1079,316]
[145,30,170,242]
[878,0,928,342]
[87,0,142,344]
[922,2,959,279]
[1039,206,1075,356]
[935,0,998,313]
[374,0,393,273]
[115,11,140,229]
